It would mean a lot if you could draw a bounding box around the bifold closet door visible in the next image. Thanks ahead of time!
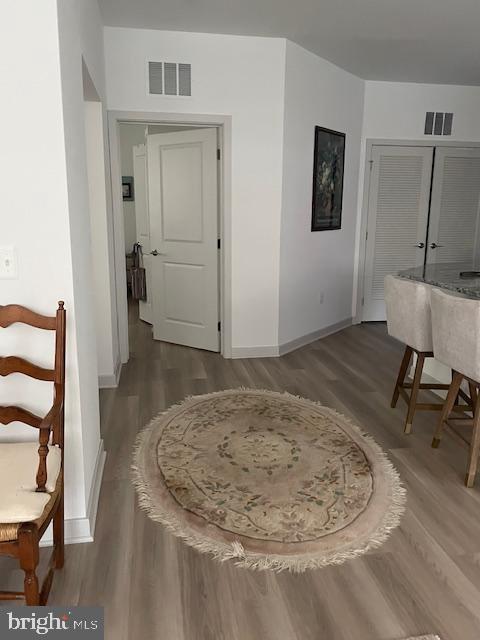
[363,146,433,321]
[426,147,480,264]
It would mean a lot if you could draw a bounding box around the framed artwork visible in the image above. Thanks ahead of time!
[311,126,345,231]
[122,176,134,201]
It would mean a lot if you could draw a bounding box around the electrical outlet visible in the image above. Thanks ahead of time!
[319,292,325,304]
[0,247,17,279]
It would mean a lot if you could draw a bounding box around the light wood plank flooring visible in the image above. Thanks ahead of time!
[2,305,480,639]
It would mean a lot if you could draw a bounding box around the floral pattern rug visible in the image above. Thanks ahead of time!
[133,389,406,572]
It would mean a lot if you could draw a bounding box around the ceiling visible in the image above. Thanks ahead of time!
[98,0,480,85]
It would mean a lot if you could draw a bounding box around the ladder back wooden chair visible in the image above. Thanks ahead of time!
[0,302,66,605]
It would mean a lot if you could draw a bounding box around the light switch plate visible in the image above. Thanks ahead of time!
[0,246,18,279]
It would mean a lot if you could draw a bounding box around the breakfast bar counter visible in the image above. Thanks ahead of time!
[399,262,480,299]
[397,261,480,387]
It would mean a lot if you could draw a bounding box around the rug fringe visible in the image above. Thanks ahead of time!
[132,388,407,573]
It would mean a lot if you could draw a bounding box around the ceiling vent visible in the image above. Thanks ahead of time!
[424,112,453,136]
[148,62,191,96]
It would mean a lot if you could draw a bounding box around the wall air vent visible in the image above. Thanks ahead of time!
[148,62,191,96]
[424,111,454,136]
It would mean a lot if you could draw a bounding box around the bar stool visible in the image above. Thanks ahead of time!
[384,275,457,434]
[430,288,480,487]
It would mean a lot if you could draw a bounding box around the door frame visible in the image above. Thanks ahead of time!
[354,138,480,324]
[107,110,233,361]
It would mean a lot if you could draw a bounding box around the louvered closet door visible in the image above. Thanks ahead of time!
[363,146,433,321]
[426,147,480,264]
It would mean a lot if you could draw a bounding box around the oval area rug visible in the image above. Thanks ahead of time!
[132,389,406,572]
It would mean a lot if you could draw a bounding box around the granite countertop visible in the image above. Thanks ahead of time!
[399,262,480,299]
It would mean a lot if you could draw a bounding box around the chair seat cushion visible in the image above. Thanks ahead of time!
[0,442,61,524]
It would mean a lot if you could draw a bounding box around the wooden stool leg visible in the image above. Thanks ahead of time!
[432,371,463,448]
[468,382,477,415]
[404,352,425,434]
[466,394,480,487]
[391,345,413,408]
[18,524,40,606]
[53,494,64,569]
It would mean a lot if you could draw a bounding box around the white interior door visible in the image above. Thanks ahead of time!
[147,128,219,351]
[133,143,153,324]
[426,147,480,264]
[363,145,433,321]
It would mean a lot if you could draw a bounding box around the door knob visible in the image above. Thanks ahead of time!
[430,242,443,249]
[150,249,165,256]
[415,242,425,248]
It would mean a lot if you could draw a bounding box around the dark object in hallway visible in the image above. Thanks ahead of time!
[131,243,147,301]
[122,175,134,201]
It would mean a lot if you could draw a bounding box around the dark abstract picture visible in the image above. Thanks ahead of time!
[311,126,345,231]
[122,176,134,201]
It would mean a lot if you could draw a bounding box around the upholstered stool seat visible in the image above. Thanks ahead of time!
[384,275,468,433]
[431,288,480,487]
[0,443,61,524]
[384,274,433,353]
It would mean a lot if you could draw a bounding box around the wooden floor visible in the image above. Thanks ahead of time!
[2,304,480,639]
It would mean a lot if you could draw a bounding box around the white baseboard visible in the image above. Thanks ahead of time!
[40,440,106,547]
[230,318,353,359]
[230,345,279,358]
[98,359,122,389]
[85,440,106,540]
[278,317,353,356]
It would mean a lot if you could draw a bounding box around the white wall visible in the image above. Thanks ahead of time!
[0,0,108,537]
[85,99,118,384]
[0,0,82,524]
[362,81,480,141]
[104,30,480,354]
[119,124,146,252]
[104,28,286,351]
[56,0,115,518]
[279,41,365,345]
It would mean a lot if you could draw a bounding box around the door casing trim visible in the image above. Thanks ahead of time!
[107,110,232,361]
